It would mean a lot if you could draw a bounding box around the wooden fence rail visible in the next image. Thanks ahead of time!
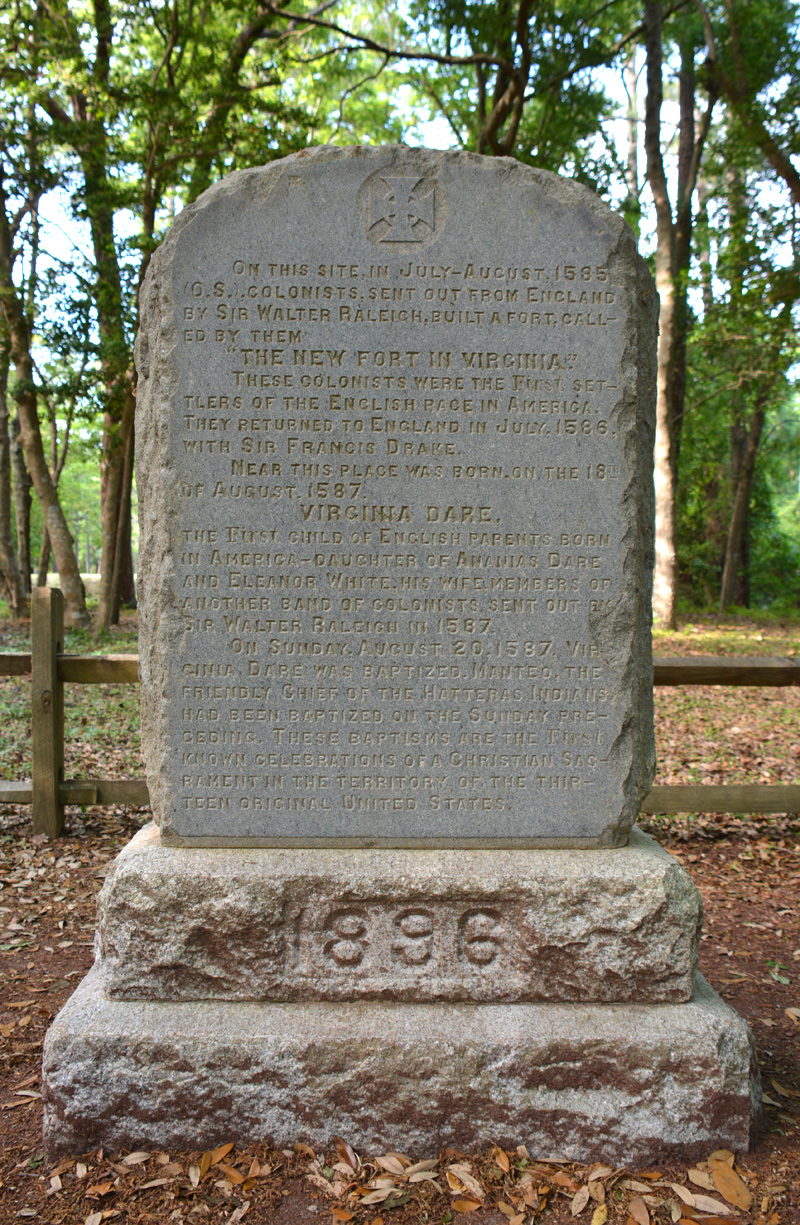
[1,587,799,837]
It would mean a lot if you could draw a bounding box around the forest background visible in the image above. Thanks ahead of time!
[0,0,799,634]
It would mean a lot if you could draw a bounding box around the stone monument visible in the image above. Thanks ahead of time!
[43,147,759,1162]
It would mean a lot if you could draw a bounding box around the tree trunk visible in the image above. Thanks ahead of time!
[0,336,28,616]
[97,385,135,629]
[36,526,51,588]
[623,49,641,235]
[115,412,137,612]
[644,5,714,626]
[108,395,136,623]
[719,404,765,610]
[644,1,679,627]
[11,413,32,595]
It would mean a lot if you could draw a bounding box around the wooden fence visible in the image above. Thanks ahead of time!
[1,587,799,838]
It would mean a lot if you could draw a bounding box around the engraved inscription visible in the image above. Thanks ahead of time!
[302,901,512,976]
[139,151,655,841]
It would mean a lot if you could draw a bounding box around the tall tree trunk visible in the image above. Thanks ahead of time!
[97,387,135,628]
[11,413,32,595]
[719,403,765,610]
[116,412,137,611]
[0,336,28,616]
[644,3,715,627]
[644,1,679,627]
[623,49,641,235]
[36,526,51,588]
[107,391,136,623]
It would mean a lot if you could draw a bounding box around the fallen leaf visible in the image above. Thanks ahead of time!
[627,1197,650,1225]
[588,1179,605,1203]
[571,1184,590,1215]
[121,1151,150,1166]
[452,1198,482,1213]
[199,1150,213,1179]
[227,1204,250,1224]
[376,1155,406,1177]
[680,1219,739,1225]
[211,1142,235,1165]
[693,1192,741,1214]
[553,1171,578,1189]
[334,1137,359,1171]
[85,1182,114,1197]
[219,1162,246,1185]
[669,1184,696,1207]
[330,1211,355,1222]
[492,1147,510,1173]
[360,1189,395,1205]
[770,1078,799,1098]
[709,1161,752,1210]
[447,1164,484,1200]
[687,1168,715,1190]
[405,1159,438,1176]
[590,1206,608,1225]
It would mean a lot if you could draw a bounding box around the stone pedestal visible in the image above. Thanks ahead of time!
[42,827,759,1161]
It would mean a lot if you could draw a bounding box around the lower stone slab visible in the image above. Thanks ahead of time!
[97,824,700,1003]
[42,968,759,1163]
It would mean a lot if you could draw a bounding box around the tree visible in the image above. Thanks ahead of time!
[0,327,28,616]
[643,1,716,627]
[2,0,402,630]
[0,162,88,625]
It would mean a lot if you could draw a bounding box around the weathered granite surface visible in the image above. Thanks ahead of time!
[97,824,701,1003]
[42,968,760,1163]
[135,146,658,848]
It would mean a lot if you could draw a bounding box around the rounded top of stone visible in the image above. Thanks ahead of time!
[145,144,638,284]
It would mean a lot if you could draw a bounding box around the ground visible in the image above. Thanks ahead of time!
[0,614,798,1224]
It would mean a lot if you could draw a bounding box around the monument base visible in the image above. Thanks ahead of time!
[43,968,759,1163]
[96,824,701,1003]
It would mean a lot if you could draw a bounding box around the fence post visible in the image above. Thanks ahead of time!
[31,587,65,837]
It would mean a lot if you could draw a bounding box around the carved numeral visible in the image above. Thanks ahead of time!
[457,908,504,966]
[323,907,369,967]
[391,907,434,966]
